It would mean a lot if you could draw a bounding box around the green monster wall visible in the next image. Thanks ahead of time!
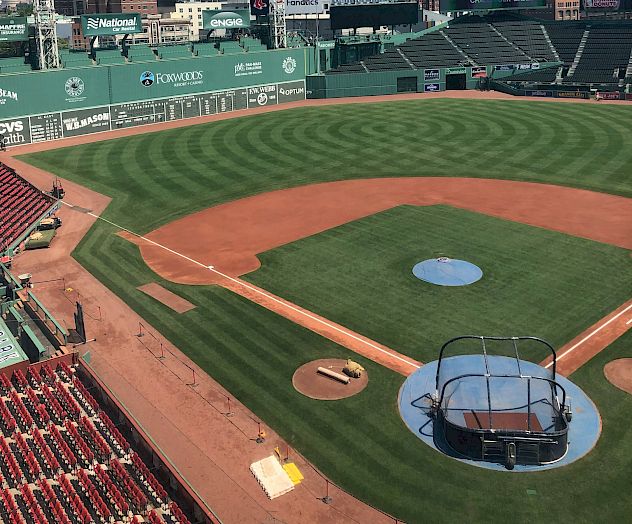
[0,48,313,146]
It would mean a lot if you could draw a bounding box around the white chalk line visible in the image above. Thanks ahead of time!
[69,202,421,371]
[627,318,632,325]
[545,303,632,369]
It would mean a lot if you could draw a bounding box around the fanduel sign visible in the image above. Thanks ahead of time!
[202,10,251,30]
[81,13,142,36]
[286,0,325,14]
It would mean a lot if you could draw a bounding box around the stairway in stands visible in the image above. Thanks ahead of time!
[567,30,590,77]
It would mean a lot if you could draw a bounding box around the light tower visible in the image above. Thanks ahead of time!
[34,0,61,69]
[269,0,287,49]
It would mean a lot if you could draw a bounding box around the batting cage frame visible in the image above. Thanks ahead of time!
[430,336,571,469]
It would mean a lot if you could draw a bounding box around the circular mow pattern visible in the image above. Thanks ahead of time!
[412,258,483,286]
[604,358,632,395]
[292,359,368,400]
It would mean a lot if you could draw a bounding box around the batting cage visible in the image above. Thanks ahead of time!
[430,336,571,469]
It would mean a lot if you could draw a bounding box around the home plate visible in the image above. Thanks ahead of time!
[250,456,295,499]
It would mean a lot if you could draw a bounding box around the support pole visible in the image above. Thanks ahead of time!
[322,480,332,504]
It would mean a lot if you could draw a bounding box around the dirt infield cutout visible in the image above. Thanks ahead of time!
[292,359,368,400]
[604,358,632,395]
[137,283,196,313]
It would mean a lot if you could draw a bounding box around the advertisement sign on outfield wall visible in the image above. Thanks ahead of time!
[0,117,30,146]
[0,17,28,42]
[526,90,553,97]
[278,81,306,103]
[424,83,440,92]
[61,107,111,137]
[596,91,622,100]
[81,13,142,37]
[424,69,440,81]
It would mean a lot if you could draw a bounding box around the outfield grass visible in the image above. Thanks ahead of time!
[245,205,632,363]
[18,99,632,522]
[19,99,632,236]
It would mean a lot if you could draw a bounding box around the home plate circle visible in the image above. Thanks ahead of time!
[412,257,483,286]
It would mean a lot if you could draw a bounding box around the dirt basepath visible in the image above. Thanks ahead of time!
[540,300,632,376]
[221,276,421,376]
[139,177,632,285]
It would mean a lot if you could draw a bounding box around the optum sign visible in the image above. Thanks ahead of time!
[81,13,142,36]
[202,10,251,30]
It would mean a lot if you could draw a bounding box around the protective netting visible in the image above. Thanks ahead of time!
[440,375,563,433]
[435,336,565,434]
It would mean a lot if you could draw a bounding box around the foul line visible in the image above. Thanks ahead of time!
[67,202,421,371]
[545,303,632,368]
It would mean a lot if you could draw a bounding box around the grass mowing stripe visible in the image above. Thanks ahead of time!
[19,99,632,522]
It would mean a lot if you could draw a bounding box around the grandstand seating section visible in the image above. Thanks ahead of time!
[327,14,632,86]
[562,25,632,84]
[443,19,532,66]
[543,23,585,65]
[0,362,190,523]
[0,164,55,253]
[492,19,558,63]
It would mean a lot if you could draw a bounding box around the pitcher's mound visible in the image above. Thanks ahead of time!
[292,359,368,400]
[604,358,632,395]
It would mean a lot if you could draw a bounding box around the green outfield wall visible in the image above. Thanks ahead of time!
[307,63,558,98]
[0,47,314,145]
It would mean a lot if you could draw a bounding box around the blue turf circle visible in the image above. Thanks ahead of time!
[412,257,483,286]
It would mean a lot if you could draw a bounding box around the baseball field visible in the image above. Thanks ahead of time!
[18,98,632,522]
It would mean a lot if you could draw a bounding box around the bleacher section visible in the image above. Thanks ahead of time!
[193,42,219,57]
[0,362,191,523]
[0,164,56,253]
[127,45,157,63]
[543,23,585,66]
[327,14,632,88]
[59,50,93,68]
[492,20,558,63]
[562,25,632,84]
[157,45,194,60]
[443,19,532,66]
[398,32,468,69]
[95,49,125,66]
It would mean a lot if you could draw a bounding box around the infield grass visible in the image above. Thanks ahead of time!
[18,99,632,522]
[245,205,632,363]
